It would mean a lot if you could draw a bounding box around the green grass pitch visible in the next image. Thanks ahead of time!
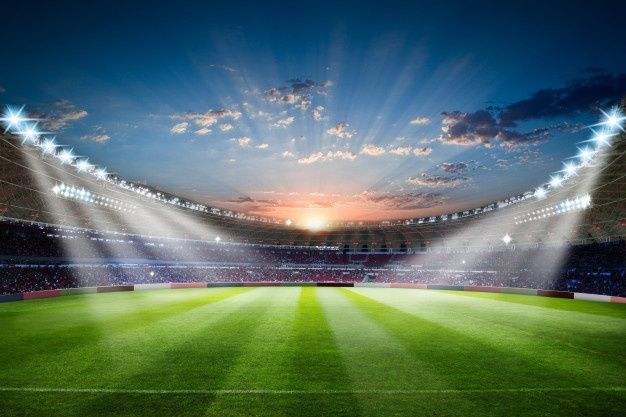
[1,287,625,416]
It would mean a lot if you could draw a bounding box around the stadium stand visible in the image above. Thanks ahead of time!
[1,219,624,296]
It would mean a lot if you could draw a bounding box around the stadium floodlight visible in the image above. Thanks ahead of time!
[534,187,547,199]
[39,137,58,154]
[601,107,625,130]
[285,219,292,226]
[74,159,92,173]
[215,236,221,243]
[57,148,75,164]
[94,168,109,180]
[577,146,595,163]
[51,185,60,195]
[502,233,512,245]
[18,123,41,144]
[0,106,30,132]
[562,162,578,177]
[549,175,563,188]
[592,130,613,147]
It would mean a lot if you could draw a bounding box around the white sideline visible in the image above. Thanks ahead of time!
[0,386,624,395]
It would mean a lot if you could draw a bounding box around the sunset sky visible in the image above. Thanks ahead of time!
[2,0,626,223]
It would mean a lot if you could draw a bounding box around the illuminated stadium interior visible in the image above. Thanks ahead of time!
[0,2,625,416]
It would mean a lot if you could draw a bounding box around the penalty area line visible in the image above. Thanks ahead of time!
[0,387,625,395]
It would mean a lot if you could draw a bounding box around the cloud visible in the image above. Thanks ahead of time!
[183,108,241,128]
[412,146,432,156]
[361,144,386,156]
[222,195,334,213]
[312,106,326,121]
[406,173,469,188]
[170,122,188,134]
[219,123,234,132]
[231,136,251,147]
[498,71,626,126]
[297,152,324,164]
[297,150,356,164]
[439,110,547,148]
[438,71,626,149]
[517,149,543,164]
[264,79,332,110]
[439,162,468,173]
[281,150,295,158]
[39,100,88,131]
[256,143,269,149]
[359,191,446,210]
[226,196,257,204]
[389,145,412,156]
[495,159,509,168]
[410,116,430,125]
[326,122,354,139]
[437,160,487,174]
[298,100,311,111]
[273,116,295,128]
[195,127,211,135]
[80,134,111,143]
[327,150,356,161]
[439,110,498,147]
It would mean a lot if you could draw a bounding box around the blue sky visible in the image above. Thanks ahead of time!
[2,0,626,222]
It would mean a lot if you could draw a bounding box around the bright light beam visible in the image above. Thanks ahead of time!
[549,175,563,188]
[38,137,58,155]
[600,107,625,131]
[0,106,31,132]
[17,123,42,144]
[74,159,93,173]
[57,148,76,164]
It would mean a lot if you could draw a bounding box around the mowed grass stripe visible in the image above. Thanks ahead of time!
[0,288,249,365]
[431,291,626,366]
[0,288,252,388]
[318,287,454,390]
[202,287,302,416]
[279,287,362,417]
[340,288,606,389]
[445,289,626,318]
[351,288,626,383]
[319,287,480,417]
[204,287,301,390]
[75,288,282,416]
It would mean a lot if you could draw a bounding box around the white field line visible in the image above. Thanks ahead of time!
[0,386,624,395]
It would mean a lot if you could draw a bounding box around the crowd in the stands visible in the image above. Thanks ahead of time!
[0,220,625,296]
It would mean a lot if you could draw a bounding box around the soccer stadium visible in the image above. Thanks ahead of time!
[1,2,626,416]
